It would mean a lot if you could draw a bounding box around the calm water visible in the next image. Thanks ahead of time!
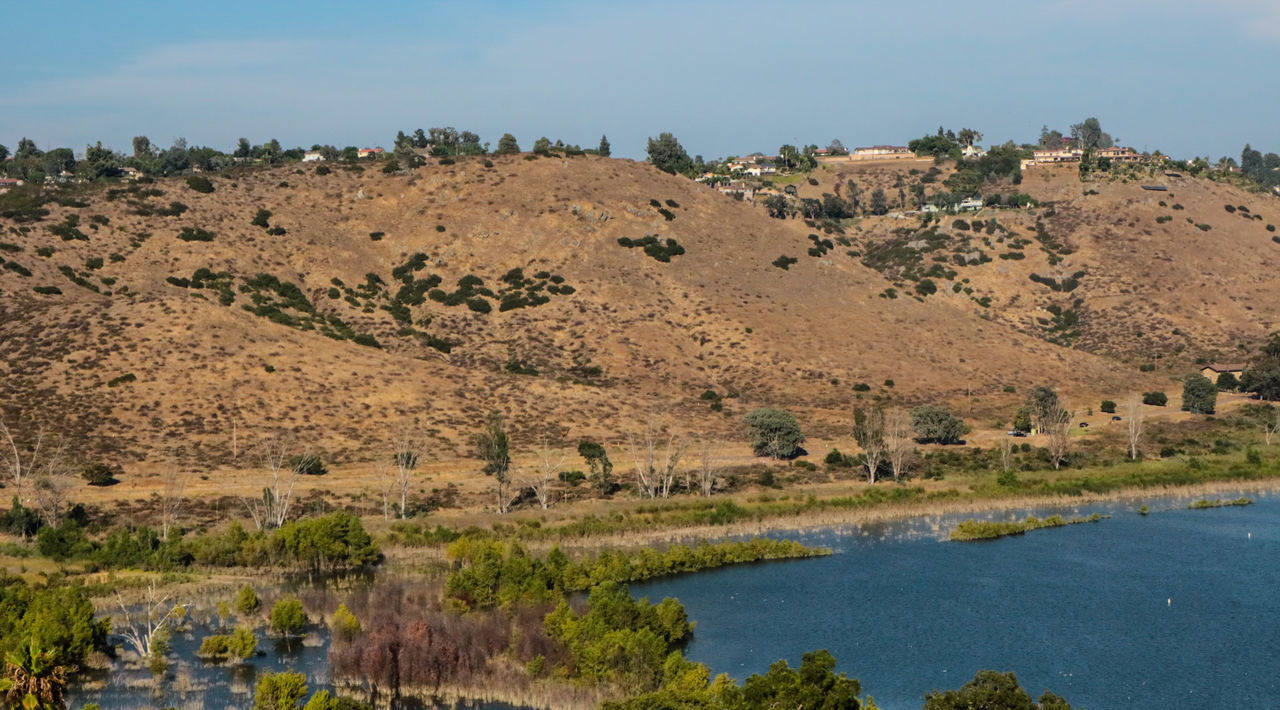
[630,492,1280,710]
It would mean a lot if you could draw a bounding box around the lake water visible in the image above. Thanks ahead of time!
[70,491,1278,709]
[630,492,1280,709]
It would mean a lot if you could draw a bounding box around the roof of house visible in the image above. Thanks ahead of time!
[1203,363,1246,372]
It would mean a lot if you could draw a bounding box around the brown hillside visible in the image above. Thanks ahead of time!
[789,160,1280,366]
[1,155,1152,463]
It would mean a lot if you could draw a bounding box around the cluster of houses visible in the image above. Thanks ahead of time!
[1022,145,1144,170]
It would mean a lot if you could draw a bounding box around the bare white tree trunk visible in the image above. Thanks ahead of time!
[240,436,305,529]
[117,583,186,663]
[628,425,684,498]
[159,469,191,538]
[1,417,65,504]
[696,438,723,496]
[884,407,914,481]
[1000,435,1014,471]
[855,408,886,485]
[392,429,427,519]
[628,427,659,499]
[528,444,567,510]
[1046,405,1073,469]
[1126,395,1145,460]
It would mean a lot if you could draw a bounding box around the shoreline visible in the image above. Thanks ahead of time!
[535,477,1280,554]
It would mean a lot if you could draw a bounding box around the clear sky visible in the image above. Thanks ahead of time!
[2,0,1277,161]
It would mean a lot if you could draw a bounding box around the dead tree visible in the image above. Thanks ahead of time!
[528,444,567,510]
[694,438,723,496]
[116,582,186,664]
[884,407,915,481]
[1126,395,1145,460]
[391,429,428,518]
[628,424,685,498]
[241,436,306,529]
[32,470,74,527]
[1000,435,1014,471]
[1045,405,1073,470]
[159,469,192,538]
[1,416,66,503]
[853,407,886,484]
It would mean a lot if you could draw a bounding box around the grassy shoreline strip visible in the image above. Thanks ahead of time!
[444,537,829,610]
[950,513,1105,541]
[1188,497,1253,509]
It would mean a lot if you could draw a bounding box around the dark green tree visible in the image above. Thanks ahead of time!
[1070,117,1113,150]
[1181,373,1217,414]
[910,405,966,444]
[1242,333,1280,400]
[15,138,41,160]
[727,650,861,710]
[646,132,693,175]
[1026,386,1060,433]
[868,188,888,215]
[131,136,153,158]
[234,138,251,158]
[532,137,552,156]
[475,412,513,512]
[744,408,805,459]
[598,135,611,157]
[578,440,613,494]
[495,133,520,154]
[1216,372,1239,391]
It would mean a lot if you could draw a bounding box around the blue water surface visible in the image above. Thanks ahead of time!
[629,493,1280,710]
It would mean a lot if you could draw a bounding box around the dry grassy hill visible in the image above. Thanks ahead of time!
[0,154,1210,464]
[791,159,1280,366]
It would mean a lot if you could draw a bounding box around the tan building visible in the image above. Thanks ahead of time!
[1200,363,1245,381]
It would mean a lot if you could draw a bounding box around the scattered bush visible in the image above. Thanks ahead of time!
[910,405,966,444]
[771,255,798,270]
[186,175,215,193]
[1142,391,1168,406]
[288,453,328,476]
[80,463,121,486]
[177,227,215,242]
[1100,400,1116,414]
[235,585,260,615]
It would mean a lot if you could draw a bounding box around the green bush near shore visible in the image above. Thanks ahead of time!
[950,513,1104,541]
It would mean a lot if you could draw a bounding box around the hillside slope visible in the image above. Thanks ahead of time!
[1,156,1153,462]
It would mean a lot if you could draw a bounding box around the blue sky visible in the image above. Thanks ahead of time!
[2,0,1277,161]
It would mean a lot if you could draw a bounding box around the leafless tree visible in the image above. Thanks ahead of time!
[241,436,306,529]
[1,416,67,503]
[1126,395,1145,459]
[1045,404,1073,470]
[116,582,186,663]
[1000,435,1014,471]
[628,424,686,498]
[693,438,723,496]
[884,407,915,481]
[159,469,192,538]
[391,429,428,518]
[527,443,567,510]
[853,407,886,484]
[32,470,74,527]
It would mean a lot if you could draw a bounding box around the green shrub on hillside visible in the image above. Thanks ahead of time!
[186,175,215,193]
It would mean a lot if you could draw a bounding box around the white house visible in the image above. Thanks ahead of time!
[961,145,986,159]
[302,151,325,162]
[957,198,984,211]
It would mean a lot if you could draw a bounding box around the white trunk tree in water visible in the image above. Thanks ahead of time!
[241,436,307,529]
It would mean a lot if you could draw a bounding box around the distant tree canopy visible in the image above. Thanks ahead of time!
[646,132,693,175]
[598,134,611,157]
[1241,144,1280,188]
[744,407,806,459]
[1070,117,1113,151]
[909,127,961,160]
